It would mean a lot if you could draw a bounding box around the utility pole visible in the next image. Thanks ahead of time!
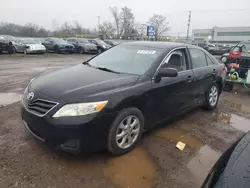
[98,16,100,38]
[186,11,191,42]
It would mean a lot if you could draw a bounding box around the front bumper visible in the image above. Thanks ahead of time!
[21,104,116,153]
[59,47,76,53]
[27,49,46,54]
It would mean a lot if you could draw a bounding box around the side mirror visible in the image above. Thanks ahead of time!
[159,68,178,77]
[155,68,178,82]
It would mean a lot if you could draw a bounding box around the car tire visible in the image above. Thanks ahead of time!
[97,48,102,54]
[221,56,227,63]
[107,107,144,155]
[8,47,14,54]
[203,83,219,110]
[223,82,234,92]
[54,46,60,53]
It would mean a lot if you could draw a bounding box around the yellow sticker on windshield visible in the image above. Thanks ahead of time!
[137,50,156,55]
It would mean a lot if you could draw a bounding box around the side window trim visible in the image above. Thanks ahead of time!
[153,47,188,78]
[163,50,187,72]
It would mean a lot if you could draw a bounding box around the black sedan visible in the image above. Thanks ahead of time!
[21,42,225,155]
[0,35,16,54]
[66,38,97,54]
[42,37,75,53]
[88,39,112,53]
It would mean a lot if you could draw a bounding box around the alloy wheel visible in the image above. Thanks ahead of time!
[209,86,218,106]
[115,115,140,149]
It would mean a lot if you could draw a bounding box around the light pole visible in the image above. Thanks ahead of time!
[97,16,100,38]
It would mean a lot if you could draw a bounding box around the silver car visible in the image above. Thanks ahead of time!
[15,38,46,54]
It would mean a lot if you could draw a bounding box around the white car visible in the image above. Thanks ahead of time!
[15,38,46,54]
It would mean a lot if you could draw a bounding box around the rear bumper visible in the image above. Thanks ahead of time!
[21,104,116,153]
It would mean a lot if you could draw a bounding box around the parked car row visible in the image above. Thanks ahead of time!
[0,35,117,55]
[192,43,232,55]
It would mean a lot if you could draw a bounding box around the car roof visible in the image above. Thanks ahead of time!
[121,41,190,49]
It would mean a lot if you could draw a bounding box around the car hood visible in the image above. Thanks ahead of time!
[57,43,73,47]
[25,44,45,48]
[30,64,139,102]
[80,43,96,48]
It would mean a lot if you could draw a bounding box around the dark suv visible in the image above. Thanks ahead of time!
[66,38,97,54]
[42,37,75,53]
[88,39,112,53]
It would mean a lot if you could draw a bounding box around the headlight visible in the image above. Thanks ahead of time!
[102,45,106,48]
[53,101,108,118]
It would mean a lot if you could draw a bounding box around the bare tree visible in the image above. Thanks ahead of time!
[109,7,120,38]
[148,14,170,40]
[99,22,115,39]
[73,20,82,35]
[119,6,135,38]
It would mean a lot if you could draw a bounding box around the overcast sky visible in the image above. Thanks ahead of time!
[1,0,250,36]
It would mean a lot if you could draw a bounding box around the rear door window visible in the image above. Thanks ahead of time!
[189,48,207,69]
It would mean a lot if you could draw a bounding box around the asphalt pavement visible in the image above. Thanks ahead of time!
[0,53,249,188]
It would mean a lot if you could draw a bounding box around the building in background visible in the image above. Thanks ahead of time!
[192,26,250,44]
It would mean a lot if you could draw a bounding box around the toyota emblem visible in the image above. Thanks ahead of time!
[27,92,34,100]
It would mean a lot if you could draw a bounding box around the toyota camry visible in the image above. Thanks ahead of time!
[21,42,225,155]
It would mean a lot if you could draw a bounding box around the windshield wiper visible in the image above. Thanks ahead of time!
[82,61,92,67]
[95,67,120,74]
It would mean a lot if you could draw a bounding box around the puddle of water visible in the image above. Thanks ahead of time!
[0,93,22,106]
[187,145,220,186]
[224,100,250,113]
[103,148,157,188]
[218,113,250,133]
[153,127,204,151]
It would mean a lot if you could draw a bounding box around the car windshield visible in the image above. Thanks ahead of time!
[88,45,164,75]
[96,40,107,46]
[1,35,15,41]
[78,38,89,43]
[20,39,37,44]
[52,38,68,44]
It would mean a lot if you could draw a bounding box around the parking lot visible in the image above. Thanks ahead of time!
[0,53,250,188]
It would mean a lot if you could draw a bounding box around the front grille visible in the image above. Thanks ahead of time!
[66,46,73,49]
[26,99,58,116]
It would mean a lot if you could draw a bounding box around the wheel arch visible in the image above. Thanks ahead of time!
[113,94,152,130]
